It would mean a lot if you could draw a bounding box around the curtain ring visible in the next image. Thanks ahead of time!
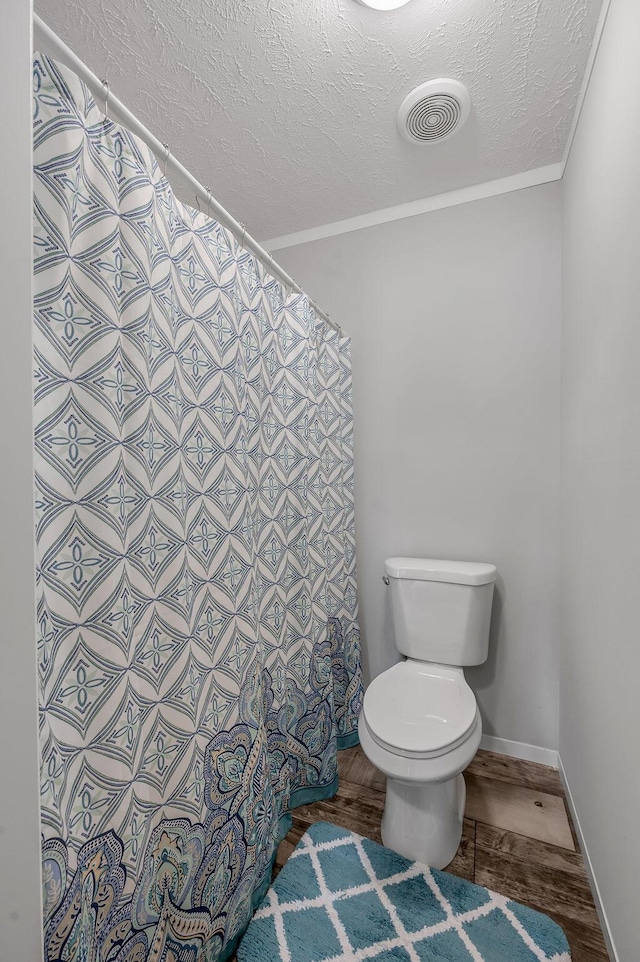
[100,79,109,121]
[327,313,340,336]
[162,143,170,176]
[239,223,246,249]
[205,186,212,218]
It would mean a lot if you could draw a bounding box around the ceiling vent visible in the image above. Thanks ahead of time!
[398,79,471,145]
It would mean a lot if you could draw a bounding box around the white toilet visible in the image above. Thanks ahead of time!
[358,557,497,869]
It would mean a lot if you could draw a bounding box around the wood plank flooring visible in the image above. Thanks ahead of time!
[273,746,610,962]
[465,772,576,850]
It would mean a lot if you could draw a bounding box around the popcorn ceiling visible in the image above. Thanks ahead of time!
[37,0,602,239]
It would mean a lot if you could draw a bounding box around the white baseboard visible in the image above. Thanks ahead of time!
[479,734,559,769]
[559,757,619,962]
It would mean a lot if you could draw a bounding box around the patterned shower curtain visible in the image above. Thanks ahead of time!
[33,54,362,961]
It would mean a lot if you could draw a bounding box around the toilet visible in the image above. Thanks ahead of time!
[358,557,497,869]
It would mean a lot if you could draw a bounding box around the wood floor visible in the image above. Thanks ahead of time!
[273,746,611,962]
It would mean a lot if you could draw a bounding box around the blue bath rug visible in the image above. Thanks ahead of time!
[237,822,571,962]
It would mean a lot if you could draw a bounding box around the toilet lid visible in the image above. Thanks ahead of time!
[363,661,477,758]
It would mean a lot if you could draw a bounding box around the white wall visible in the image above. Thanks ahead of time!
[561,0,640,957]
[280,183,562,750]
[0,2,43,959]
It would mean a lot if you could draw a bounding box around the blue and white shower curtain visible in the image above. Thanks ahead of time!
[33,54,362,961]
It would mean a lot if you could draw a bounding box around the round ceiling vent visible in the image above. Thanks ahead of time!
[398,79,471,145]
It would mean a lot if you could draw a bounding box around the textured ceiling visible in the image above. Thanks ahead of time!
[36,0,603,240]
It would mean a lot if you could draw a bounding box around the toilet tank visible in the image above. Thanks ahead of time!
[385,557,497,666]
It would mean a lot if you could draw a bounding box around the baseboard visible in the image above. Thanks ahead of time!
[559,757,619,962]
[479,734,559,769]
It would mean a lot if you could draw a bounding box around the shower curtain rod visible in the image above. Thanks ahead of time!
[32,14,340,334]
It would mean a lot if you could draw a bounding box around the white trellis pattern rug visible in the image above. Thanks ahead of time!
[238,822,571,962]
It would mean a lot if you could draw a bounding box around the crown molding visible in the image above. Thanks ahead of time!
[561,0,613,175]
[263,164,563,251]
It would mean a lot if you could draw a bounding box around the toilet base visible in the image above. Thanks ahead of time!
[381,773,466,870]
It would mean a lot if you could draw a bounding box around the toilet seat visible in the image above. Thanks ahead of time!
[363,661,477,760]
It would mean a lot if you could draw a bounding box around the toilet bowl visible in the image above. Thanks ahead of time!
[359,660,482,868]
[359,557,496,869]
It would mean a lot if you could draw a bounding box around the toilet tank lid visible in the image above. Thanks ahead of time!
[384,557,497,586]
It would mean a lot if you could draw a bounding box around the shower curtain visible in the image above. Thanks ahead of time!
[33,54,362,961]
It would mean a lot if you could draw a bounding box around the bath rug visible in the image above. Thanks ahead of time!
[237,821,571,961]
